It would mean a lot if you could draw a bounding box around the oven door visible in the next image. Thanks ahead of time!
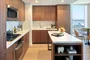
[15,41,23,60]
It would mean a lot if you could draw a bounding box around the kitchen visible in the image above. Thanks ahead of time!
[0,0,90,60]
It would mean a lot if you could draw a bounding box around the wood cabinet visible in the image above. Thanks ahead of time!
[12,0,19,9]
[57,5,70,34]
[0,51,7,60]
[33,6,56,21]
[6,32,29,60]
[7,45,14,60]
[0,0,6,54]
[0,0,6,59]
[41,30,48,43]
[18,0,25,21]
[6,0,13,6]
[23,32,29,55]
[6,0,25,21]
[32,30,48,44]
[32,30,41,43]
[6,0,18,9]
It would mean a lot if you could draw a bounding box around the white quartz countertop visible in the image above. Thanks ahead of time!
[48,31,82,44]
[32,28,57,30]
[6,30,29,49]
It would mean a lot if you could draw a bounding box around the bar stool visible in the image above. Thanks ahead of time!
[74,29,85,40]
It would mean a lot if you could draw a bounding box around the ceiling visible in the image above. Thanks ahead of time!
[72,0,90,4]
[22,0,90,5]
[22,0,77,5]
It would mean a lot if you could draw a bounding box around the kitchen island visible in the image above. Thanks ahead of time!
[48,31,83,60]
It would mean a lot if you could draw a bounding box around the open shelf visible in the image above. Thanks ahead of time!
[54,45,82,54]
[55,56,82,60]
[52,43,83,60]
[55,53,82,56]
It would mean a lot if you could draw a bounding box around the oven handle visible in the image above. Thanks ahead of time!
[15,41,24,50]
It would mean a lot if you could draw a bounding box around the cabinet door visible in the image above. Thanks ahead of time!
[32,30,41,43]
[6,0,13,6]
[7,45,14,60]
[23,32,29,55]
[6,0,10,5]
[18,0,25,21]
[33,6,43,21]
[50,6,56,21]
[44,6,50,20]
[57,5,70,34]
[33,6,37,20]
[32,30,36,43]
[22,2,25,21]
[12,0,19,9]
[0,51,7,60]
[0,0,6,53]
[41,30,48,43]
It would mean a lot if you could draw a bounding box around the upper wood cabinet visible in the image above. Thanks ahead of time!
[12,0,19,9]
[6,0,25,21]
[6,0,13,6]
[6,0,18,9]
[18,0,25,21]
[57,5,70,34]
[33,6,56,21]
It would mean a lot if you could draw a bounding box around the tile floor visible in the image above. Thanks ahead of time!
[22,44,51,60]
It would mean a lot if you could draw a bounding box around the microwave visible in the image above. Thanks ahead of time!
[7,5,18,20]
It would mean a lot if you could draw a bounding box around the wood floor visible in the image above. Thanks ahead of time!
[22,44,51,60]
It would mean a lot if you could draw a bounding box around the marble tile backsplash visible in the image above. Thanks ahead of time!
[33,21,55,28]
[6,21,21,31]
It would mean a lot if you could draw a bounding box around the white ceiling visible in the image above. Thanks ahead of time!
[22,0,77,5]
[22,0,90,5]
[72,0,90,4]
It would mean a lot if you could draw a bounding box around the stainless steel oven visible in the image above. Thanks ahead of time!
[15,39,23,60]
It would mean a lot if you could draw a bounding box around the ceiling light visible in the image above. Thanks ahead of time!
[35,0,38,3]
[7,5,10,8]
[61,0,64,2]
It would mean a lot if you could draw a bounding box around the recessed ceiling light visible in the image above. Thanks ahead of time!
[61,0,64,2]
[7,5,10,8]
[35,0,39,3]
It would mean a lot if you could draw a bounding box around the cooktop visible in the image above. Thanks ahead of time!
[7,34,20,41]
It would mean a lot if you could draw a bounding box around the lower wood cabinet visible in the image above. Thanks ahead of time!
[32,30,48,44]
[32,30,41,43]
[0,51,7,60]
[23,32,29,55]
[6,32,29,60]
[41,30,48,43]
[7,44,14,60]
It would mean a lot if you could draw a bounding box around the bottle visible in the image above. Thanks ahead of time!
[14,26,16,33]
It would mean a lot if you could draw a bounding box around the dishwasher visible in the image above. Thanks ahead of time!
[15,38,24,60]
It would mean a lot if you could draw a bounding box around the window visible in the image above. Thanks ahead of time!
[71,5,87,34]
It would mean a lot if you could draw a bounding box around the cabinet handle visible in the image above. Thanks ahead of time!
[3,33,6,49]
[15,41,23,50]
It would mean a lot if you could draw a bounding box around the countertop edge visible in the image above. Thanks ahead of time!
[48,31,83,44]
[6,30,29,49]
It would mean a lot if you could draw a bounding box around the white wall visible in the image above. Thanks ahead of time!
[6,21,20,31]
[23,3,32,45]
[87,4,90,28]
